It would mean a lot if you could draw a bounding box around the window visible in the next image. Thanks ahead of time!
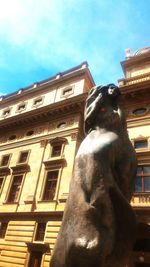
[17,103,26,112]
[3,109,10,116]
[7,175,23,202]
[51,144,62,157]
[62,87,73,96]
[0,154,10,167]
[57,122,66,129]
[18,151,29,164]
[26,130,34,136]
[8,135,16,141]
[133,108,147,115]
[28,251,43,267]
[135,165,150,192]
[33,97,43,106]
[35,223,46,241]
[42,170,59,200]
[134,140,148,149]
[0,177,4,192]
[0,222,8,239]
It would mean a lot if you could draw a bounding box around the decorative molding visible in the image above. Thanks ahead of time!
[0,167,10,176]
[43,158,66,169]
[26,242,50,253]
[136,150,150,163]
[24,194,35,204]
[49,137,68,145]
[11,164,30,174]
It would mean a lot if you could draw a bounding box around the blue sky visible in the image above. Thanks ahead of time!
[0,0,149,95]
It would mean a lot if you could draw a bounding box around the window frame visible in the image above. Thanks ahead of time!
[17,150,30,165]
[16,101,27,113]
[61,85,74,98]
[0,154,11,167]
[135,165,150,193]
[42,169,60,201]
[34,222,47,242]
[134,139,148,149]
[51,143,63,158]
[32,96,44,108]
[2,108,11,117]
[49,137,67,158]
[6,174,24,203]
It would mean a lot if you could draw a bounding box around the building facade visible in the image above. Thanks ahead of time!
[0,48,150,267]
[0,62,95,267]
[119,47,150,267]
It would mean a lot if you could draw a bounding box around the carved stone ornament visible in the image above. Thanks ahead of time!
[50,84,137,267]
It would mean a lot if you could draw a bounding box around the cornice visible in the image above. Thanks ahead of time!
[0,127,80,151]
[127,115,150,128]
[0,64,94,104]
[0,93,87,131]
[0,211,63,219]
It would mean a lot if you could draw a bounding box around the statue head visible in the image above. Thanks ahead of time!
[84,84,123,134]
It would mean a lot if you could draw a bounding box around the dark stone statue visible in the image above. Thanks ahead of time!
[50,84,137,267]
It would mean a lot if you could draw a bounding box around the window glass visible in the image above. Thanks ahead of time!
[7,175,23,202]
[143,166,150,174]
[34,98,42,105]
[3,109,10,116]
[57,122,66,129]
[133,108,147,115]
[18,104,26,111]
[9,135,16,141]
[144,177,150,192]
[135,165,150,193]
[51,144,62,157]
[18,151,29,163]
[43,171,58,200]
[134,140,148,149]
[0,155,10,166]
[135,176,142,192]
[35,223,46,241]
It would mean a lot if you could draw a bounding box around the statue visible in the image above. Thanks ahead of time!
[50,84,137,267]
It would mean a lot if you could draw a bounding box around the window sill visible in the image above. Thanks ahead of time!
[3,201,19,205]
[37,199,56,203]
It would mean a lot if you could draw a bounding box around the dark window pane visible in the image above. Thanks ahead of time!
[144,177,150,192]
[137,166,143,174]
[135,176,142,192]
[133,108,147,115]
[43,171,58,200]
[9,135,16,141]
[134,140,148,149]
[35,223,46,241]
[143,166,150,174]
[0,222,8,238]
[51,144,62,157]
[1,155,10,166]
[57,122,66,128]
[8,175,23,202]
[19,151,29,163]
[18,104,25,111]
[34,98,42,105]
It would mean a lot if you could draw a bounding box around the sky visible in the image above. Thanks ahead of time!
[0,0,149,96]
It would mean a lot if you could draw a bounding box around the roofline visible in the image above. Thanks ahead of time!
[121,52,150,75]
[0,61,95,102]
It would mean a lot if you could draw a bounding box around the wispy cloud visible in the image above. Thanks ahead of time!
[0,0,149,93]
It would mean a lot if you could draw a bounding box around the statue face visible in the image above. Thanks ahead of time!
[84,84,122,134]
